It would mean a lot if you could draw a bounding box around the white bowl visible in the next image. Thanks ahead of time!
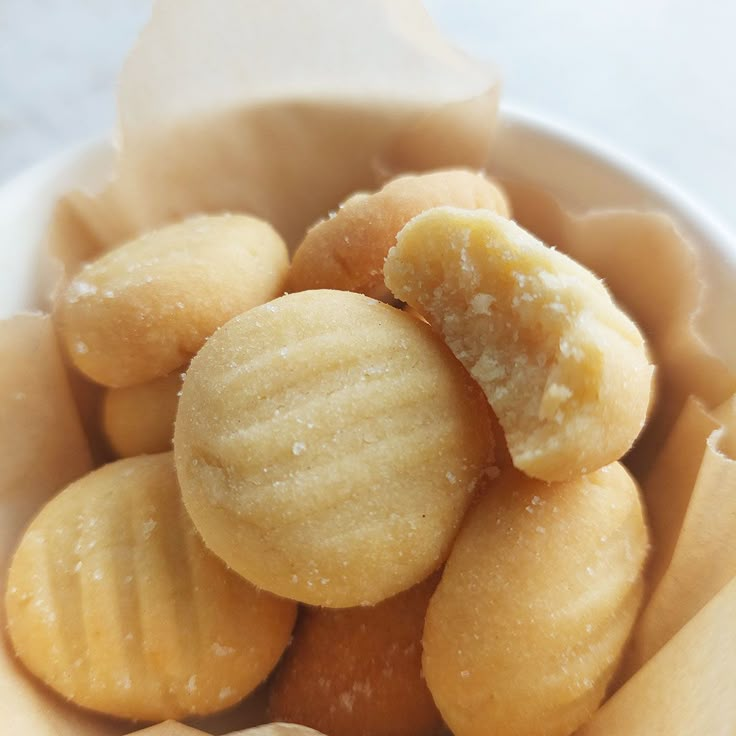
[2,102,735,368]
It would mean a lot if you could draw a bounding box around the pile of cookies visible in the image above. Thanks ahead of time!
[4,169,653,736]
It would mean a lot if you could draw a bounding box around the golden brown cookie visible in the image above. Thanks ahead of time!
[5,453,297,721]
[268,575,441,736]
[385,207,654,481]
[55,214,289,387]
[422,463,649,736]
[174,289,494,607]
[103,371,183,457]
[287,169,509,298]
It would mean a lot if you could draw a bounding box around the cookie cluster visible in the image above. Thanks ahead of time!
[6,169,653,736]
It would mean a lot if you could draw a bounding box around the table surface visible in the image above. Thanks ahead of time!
[1,0,734,234]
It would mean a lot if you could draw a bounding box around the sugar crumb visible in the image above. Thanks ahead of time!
[211,642,236,656]
[339,692,355,712]
[66,281,97,302]
[142,518,157,539]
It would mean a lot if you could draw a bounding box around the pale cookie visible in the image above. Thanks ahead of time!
[5,453,297,721]
[287,169,509,298]
[422,463,649,736]
[174,289,494,607]
[103,372,183,457]
[385,207,653,481]
[55,214,289,387]
[268,575,441,736]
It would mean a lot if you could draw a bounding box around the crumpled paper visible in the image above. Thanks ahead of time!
[1,1,735,735]
[44,0,499,291]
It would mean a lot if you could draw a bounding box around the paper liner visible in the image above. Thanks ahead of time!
[629,395,736,670]
[578,575,736,735]
[636,396,721,590]
[0,315,118,736]
[2,0,736,734]
[44,0,499,290]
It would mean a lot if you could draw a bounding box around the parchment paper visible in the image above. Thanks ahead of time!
[578,575,736,735]
[0,316,118,736]
[44,0,499,294]
[2,1,735,734]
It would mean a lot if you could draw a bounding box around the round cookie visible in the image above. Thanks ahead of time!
[268,575,441,736]
[55,213,289,387]
[103,371,183,457]
[385,207,654,481]
[174,289,494,607]
[5,453,297,722]
[422,463,649,736]
[287,169,509,298]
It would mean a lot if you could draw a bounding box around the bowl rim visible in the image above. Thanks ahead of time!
[1,100,734,318]
[2,101,734,256]
[498,101,736,265]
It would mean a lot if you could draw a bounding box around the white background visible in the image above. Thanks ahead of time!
[1,0,734,231]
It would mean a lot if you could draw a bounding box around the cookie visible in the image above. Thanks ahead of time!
[287,170,509,299]
[268,575,441,736]
[385,207,653,481]
[5,453,297,721]
[103,372,182,457]
[422,463,649,736]
[55,214,289,387]
[174,289,494,607]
